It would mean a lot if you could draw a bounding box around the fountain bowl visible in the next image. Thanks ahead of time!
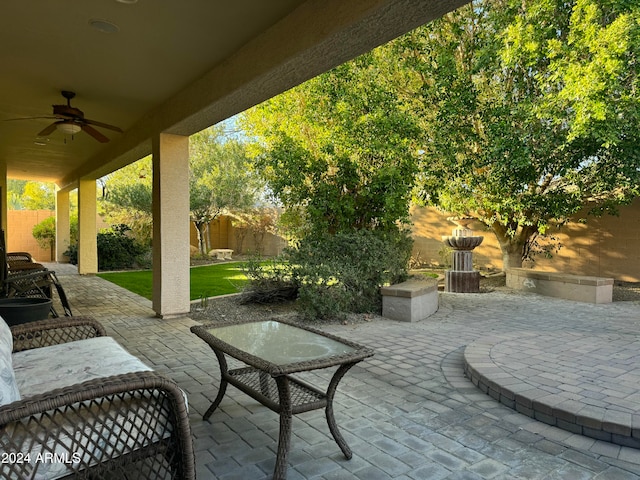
[442,235,484,250]
[447,216,476,229]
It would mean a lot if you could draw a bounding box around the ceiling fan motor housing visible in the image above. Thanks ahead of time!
[53,104,84,119]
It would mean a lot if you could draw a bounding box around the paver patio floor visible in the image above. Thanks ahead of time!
[49,263,640,479]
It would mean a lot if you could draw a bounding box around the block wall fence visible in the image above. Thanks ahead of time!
[7,210,56,262]
[411,197,640,282]
[7,211,288,262]
[7,210,110,262]
[9,198,640,281]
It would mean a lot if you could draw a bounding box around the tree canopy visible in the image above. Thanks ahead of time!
[241,0,639,270]
[398,0,640,268]
[240,52,420,318]
[189,126,262,254]
[102,126,261,254]
[101,158,153,246]
[8,180,56,210]
[240,49,421,238]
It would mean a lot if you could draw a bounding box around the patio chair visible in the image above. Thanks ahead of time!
[0,231,73,317]
[1,316,196,479]
[6,251,44,272]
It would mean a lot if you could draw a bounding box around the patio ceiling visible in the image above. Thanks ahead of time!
[0,0,466,190]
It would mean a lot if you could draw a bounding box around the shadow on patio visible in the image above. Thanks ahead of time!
[50,265,640,479]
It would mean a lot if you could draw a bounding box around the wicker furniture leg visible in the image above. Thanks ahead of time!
[204,348,230,420]
[274,375,293,480]
[325,362,357,459]
[259,370,271,396]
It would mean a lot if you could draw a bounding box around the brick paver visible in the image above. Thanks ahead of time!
[49,264,640,479]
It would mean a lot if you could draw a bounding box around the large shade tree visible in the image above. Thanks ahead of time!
[103,125,261,254]
[8,180,56,210]
[241,50,420,237]
[399,0,640,269]
[190,126,260,255]
[241,54,420,318]
[102,158,153,245]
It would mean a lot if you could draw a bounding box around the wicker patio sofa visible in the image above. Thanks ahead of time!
[0,316,195,479]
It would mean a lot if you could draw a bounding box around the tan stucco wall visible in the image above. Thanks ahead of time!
[191,203,640,281]
[14,198,638,282]
[411,198,640,282]
[527,200,640,282]
[231,228,288,257]
[7,210,54,261]
[190,215,287,257]
[410,206,503,271]
[9,210,109,263]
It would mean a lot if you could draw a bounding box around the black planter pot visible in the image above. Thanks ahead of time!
[0,297,52,326]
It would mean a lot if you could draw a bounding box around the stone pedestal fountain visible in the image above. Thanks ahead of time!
[442,217,484,293]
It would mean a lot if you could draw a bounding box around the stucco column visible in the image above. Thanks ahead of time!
[77,179,98,274]
[55,189,71,262]
[152,133,190,318]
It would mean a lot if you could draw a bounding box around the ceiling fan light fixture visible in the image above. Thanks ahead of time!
[57,122,82,135]
[89,19,120,34]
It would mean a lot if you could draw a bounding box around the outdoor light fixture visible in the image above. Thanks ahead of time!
[57,122,82,135]
[88,19,120,33]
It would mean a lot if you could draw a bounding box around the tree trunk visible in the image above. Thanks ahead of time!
[501,248,523,271]
[235,230,247,254]
[490,220,534,272]
[252,231,265,255]
[195,222,208,255]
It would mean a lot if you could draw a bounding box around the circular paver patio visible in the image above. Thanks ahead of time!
[464,331,640,449]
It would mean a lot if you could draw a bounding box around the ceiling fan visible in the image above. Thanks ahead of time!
[8,90,122,143]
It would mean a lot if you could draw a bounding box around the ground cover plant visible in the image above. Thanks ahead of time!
[97,262,249,300]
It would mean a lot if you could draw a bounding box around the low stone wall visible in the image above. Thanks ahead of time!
[506,268,613,304]
[381,278,439,322]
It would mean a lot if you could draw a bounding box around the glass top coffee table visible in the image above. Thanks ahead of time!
[191,319,374,480]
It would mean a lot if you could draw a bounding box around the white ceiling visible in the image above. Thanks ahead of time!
[0,0,466,189]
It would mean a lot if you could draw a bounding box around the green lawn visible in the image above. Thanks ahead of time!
[97,262,249,300]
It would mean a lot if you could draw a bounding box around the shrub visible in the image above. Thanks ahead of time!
[239,256,298,304]
[97,225,147,270]
[64,224,149,271]
[288,229,412,320]
[242,229,412,320]
[64,243,78,265]
[32,216,56,260]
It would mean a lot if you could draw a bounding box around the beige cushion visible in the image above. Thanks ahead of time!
[0,315,20,406]
[13,336,151,397]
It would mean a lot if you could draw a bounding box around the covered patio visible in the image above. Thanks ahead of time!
[49,266,640,478]
[0,0,467,319]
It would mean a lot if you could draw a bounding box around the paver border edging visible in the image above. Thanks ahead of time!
[463,331,640,449]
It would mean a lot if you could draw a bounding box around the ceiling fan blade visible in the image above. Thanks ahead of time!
[81,124,110,143]
[3,116,57,122]
[38,122,58,136]
[84,118,123,133]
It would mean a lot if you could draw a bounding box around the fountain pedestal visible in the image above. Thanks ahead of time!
[445,266,480,292]
[442,218,484,293]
